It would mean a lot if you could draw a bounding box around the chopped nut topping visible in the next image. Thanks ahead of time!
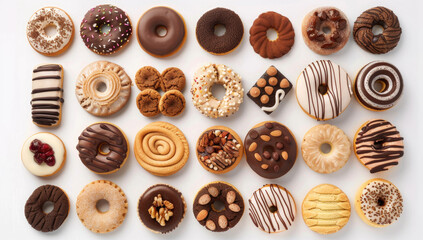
[148,194,174,226]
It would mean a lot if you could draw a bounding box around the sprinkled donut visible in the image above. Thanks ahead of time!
[80,4,132,55]
[296,60,353,121]
[355,178,403,227]
[191,64,244,118]
[354,61,403,111]
[354,119,404,173]
[26,7,74,56]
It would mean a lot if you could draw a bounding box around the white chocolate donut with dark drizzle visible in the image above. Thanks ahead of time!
[354,61,403,111]
[249,184,296,233]
[31,64,64,127]
[354,119,404,173]
[296,60,352,121]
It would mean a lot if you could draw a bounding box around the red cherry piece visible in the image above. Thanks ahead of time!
[45,150,54,157]
[29,139,42,153]
[45,156,56,166]
[40,144,52,153]
[34,153,44,164]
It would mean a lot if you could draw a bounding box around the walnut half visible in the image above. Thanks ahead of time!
[148,194,174,226]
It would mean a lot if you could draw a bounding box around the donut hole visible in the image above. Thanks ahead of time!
[155,25,168,37]
[377,197,386,207]
[211,83,226,100]
[372,79,388,93]
[322,26,331,34]
[269,205,278,213]
[96,199,110,213]
[266,28,278,41]
[96,81,107,93]
[373,139,385,150]
[100,24,111,35]
[318,84,329,95]
[98,142,111,155]
[211,200,225,212]
[44,24,57,37]
[320,143,332,154]
[42,201,54,214]
[372,25,384,36]
[214,24,226,37]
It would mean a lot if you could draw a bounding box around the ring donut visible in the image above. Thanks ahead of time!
[26,7,74,56]
[76,61,132,116]
[301,124,351,174]
[137,7,186,57]
[191,63,244,118]
[354,61,403,111]
[248,184,296,233]
[76,180,128,233]
[76,122,129,174]
[80,4,132,55]
[196,8,244,55]
[353,7,402,54]
[296,60,353,121]
[24,185,70,232]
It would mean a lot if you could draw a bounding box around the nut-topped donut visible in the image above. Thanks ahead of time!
[80,4,132,55]
[191,63,244,118]
[26,7,74,56]
[244,121,297,179]
[302,7,350,55]
[353,7,402,54]
[193,181,244,232]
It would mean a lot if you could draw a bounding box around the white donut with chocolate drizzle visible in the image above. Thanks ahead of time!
[296,60,353,121]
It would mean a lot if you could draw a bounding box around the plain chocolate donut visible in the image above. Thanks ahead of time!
[196,8,244,55]
[137,7,186,57]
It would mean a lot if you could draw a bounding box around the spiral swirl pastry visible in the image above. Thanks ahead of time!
[353,7,402,54]
[249,11,295,59]
[76,61,132,116]
[134,122,189,176]
[354,61,403,111]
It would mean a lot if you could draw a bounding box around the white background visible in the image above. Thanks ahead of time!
[1,0,422,239]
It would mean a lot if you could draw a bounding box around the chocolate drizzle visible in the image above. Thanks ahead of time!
[249,184,295,233]
[355,119,404,173]
[76,123,128,173]
[353,7,402,54]
[31,64,64,127]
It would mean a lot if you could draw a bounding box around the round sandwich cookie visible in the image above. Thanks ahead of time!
[138,184,186,234]
[244,121,297,179]
[193,181,244,232]
[196,126,243,174]
[21,132,66,177]
[76,122,129,174]
[24,185,70,232]
[302,184,351,234]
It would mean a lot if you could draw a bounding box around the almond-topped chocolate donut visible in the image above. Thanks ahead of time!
[80,4,132,55]
[245,121,297,179]
[302,7,350,55]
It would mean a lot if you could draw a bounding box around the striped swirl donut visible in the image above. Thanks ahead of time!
[353,7,401,54]
[249,12,295,59]
[354,61,403,111]
[134,122,189,176]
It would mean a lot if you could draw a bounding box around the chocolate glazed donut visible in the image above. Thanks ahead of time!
[353,7,402,54]
[77,122,128,174]
[137,7,186,57]
[196,8,244,55]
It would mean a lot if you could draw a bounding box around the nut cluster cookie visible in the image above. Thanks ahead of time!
[135,66,186,117]
[247,65,292,114]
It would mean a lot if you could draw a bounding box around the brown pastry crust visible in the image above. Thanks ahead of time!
[249,11,295,59]
[196,126,243,174]
[159,90,185,117]
[161,67,186,92]
[135,66,161,91]
[136,89,161,117]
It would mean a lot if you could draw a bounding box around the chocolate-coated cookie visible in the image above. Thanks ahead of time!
[244,121,297,179]
[247,65,292,114]
[135,66,161,91]
[138,184,186,234]
[159,90,185,117]
[161,67,186,92]
[136,89,161,117]
[24,185,69,232]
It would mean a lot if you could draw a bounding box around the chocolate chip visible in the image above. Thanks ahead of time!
[265,122,273,129]
[274,165,280,172]
[272,152,279,161]
[276,142,284,149]
[337,19,347,30]
[263,151,271,159]
[284,136,290,144]
[206,146,214,154]
[250,130,259,139]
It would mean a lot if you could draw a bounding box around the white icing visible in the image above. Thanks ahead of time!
[296,60,352,120]
[261,89,286,112]
[21,133,65,176]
